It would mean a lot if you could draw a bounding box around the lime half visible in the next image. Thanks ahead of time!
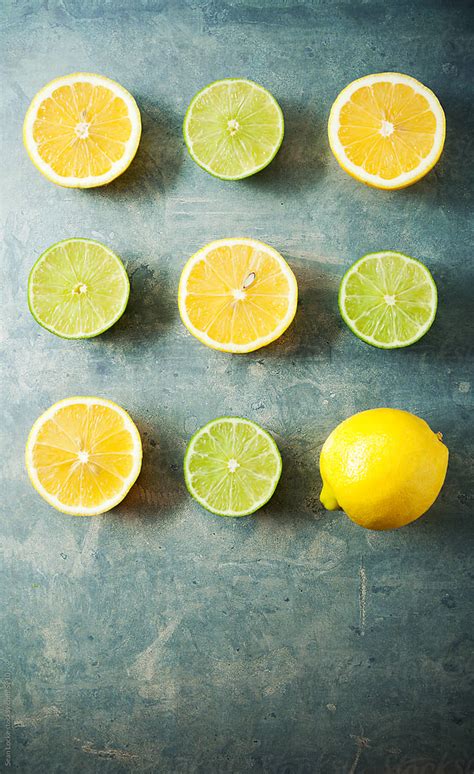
[28,238,130,338]
[339,251,437,348]
[184,417,282,517]
[183,79,284,180]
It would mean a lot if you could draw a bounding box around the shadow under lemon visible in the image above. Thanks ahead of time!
[113,417,186,521]
[243,258,343,362]
[85,99,184,202]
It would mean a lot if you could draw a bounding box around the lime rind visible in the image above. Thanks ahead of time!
[28,238,130,339]
[183,78,284,181]
[184,416,282,517]
[338,251,438,349]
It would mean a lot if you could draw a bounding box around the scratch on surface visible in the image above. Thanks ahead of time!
[282,248,345,265]
[41,620,68,664]
[348,732,370,774]
[79,741,138,762]
[359,564,367,636]
[215,647,300,698]
[14,705,61,728]
[130,619,181,681]
[71,519,102,577]
[207,531,347,573]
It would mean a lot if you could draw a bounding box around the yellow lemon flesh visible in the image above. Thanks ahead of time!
[23,73,141,188]
[319,408,448,530]
[178,238,298,353]
[328,73,445,189]
[25,397,142,516]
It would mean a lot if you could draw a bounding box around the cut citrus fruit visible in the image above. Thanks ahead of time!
[23,73,141,187]
[184,417,282,517]
[339,251,437,348]
[328,72,445,189]
[28,238,130,339]
[178,238,298,353]
[183,78,284,179]
[25,397,142,516]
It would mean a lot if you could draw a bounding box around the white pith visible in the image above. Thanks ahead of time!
[380,120,394,137]
[74,121,90,139]
[227,119,240,135]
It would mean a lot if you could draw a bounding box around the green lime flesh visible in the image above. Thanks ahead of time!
[183,79,284,180]
[338,251,437,349]
[28,238,130,339]
[184,417,282,516]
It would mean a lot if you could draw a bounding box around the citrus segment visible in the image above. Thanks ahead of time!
[28,238,130,339]
[328,73,445,189]
[23,73,141,187]
[25,397,142,515]
[183,79,284,179]
[184,417,282,516]
[178,238,298,353]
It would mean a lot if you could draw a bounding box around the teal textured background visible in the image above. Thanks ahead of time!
[1,1,473,772]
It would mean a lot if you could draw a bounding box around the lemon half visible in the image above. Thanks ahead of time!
[26,397,142,516]
[23,73,141,188]
[178,238,298,353]
[328,72,445,189]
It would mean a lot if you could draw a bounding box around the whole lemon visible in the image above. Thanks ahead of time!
[319,408,448,530]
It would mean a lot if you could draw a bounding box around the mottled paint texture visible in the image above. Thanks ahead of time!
[1,1,473,772]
